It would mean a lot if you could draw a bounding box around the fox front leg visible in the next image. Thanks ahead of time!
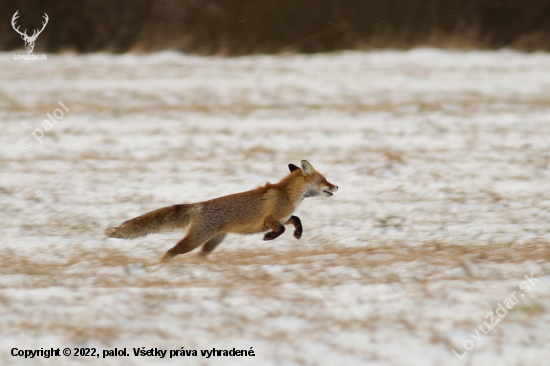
[263,217,285,241]
[284,215,302,239]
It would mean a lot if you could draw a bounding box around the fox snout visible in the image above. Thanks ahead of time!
[322,182,338,197]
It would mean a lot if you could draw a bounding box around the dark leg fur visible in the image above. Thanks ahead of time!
[263,217,285,241]
[199,233,227,257]
[284,215,302,239]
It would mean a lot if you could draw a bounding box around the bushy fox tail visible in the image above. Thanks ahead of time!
[106,204,194,239]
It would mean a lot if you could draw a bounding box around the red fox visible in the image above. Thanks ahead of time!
[106,160,338,262]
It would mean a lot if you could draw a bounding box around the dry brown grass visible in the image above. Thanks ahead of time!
[3,93,550,118]
[1,240,549,291]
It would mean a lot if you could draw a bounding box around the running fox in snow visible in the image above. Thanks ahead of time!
[106,160,338,262]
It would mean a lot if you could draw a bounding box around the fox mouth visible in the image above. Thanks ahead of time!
[323,189,334,196]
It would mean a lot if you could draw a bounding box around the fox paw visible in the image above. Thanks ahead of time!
[263,232,277,241]
[160,250,174,263]
[294,229,302,239]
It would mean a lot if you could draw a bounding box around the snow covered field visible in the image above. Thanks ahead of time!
[1,49,550,365]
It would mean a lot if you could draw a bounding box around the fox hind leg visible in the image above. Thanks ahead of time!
[284,215,302,239]
[161,228,217,262]
[199,233,227,257]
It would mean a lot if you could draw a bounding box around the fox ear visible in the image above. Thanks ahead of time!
[301,160,315,176]
[288,164,300,172]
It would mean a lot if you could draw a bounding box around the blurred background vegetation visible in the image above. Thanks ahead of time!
[2,0,550,54]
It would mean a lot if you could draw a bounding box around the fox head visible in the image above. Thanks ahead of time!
[289,160,338,197]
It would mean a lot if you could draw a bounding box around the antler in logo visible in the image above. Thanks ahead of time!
[11,11,49,54]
